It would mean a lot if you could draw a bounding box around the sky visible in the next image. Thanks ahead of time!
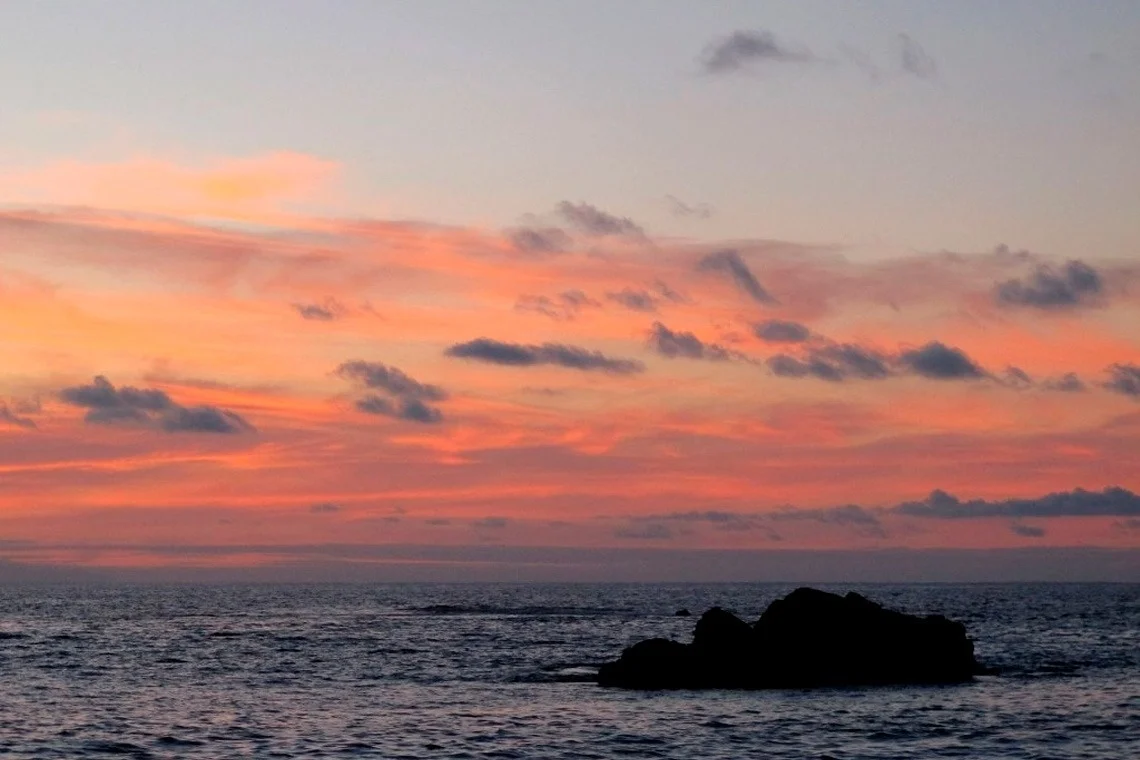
[1,1,1138,582]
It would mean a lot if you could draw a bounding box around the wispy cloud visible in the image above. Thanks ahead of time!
[556,202,643,238]
[629,504,886,539]
[898,34,938,80]
[665,195,713,219]
[0,404,37,430]
[515,290,600,320]
[292,298,348,321]
[508,226,571,254]
[1105,364,1140,398]
[614,522,674,540]
[1043,373,1087,393]
[770,504,887,538]
[1010,522,1046,538]
[696,249,777,304]
[606,287,660,313]
[700,30,819,74]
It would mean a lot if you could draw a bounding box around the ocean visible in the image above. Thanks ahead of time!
[0,582,1136,758]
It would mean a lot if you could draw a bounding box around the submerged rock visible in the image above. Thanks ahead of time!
[598,587,992,689]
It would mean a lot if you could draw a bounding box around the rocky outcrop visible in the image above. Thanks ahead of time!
[598,587,992,689]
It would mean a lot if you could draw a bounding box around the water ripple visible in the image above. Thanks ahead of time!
[0,583,1136,758]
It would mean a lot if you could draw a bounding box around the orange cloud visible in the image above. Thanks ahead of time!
[0,152,341,223]
[0,192,1138,571]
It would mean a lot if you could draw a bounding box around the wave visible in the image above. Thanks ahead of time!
[408,604,630,616]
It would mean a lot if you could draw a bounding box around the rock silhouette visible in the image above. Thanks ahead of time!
[598,587,992,689]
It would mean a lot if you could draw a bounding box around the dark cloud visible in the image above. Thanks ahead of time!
[515,290,600,321]
[899,34,938,80]
[766,338,991,384]
[700,30,818,74]
[335,361,447,402]
[654,280,687,304]
[636,505,884,539]
[1105,363,1140,398]
[1010,522,1046,538]
[310,503,341,514]
[292,298,346,321]
[446,338,644,375]
[815,344,892,380]
[0,404,36,430]
[638,487,1140,535]
[58,376,253,434]
[648,322,732,361]
[83,405,151,426]
[336,361,447,424]
[665,195,713,219]
[556,202,643,238]
[893,486,1140,519]
[1043,373,1086,393]
[509,226,571,254]
[606,288,659,313]
[636,510,784,540]
[515,295,564,320]
[161,406,254,434]
[767,343,890,382]
[696,249,776,304]
[60,377,169,412]
[644,510,757,530]
[995,260,1104,310]
[399,398,444,424]
[560,289,597,308]
[1003,366,1033,389]
[354,395,400,419]
[754,319,811,343]
[614,523,674,540]
[898,341,985,380]
[447,339,536,366]
[767,354,844,382]
[770,505,887,538]
[356,395,444,424]
[472,517,509,530]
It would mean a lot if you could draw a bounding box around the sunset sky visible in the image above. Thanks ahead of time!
[1,2,1138,581]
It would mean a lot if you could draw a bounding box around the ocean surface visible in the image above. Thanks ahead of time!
[0,582,1136,759]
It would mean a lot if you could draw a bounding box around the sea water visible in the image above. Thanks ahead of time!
[0,582,1136,758]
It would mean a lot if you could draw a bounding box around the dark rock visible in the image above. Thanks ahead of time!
[674,608,692,617]
[598,587,991,690]
[692,606,752,652]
